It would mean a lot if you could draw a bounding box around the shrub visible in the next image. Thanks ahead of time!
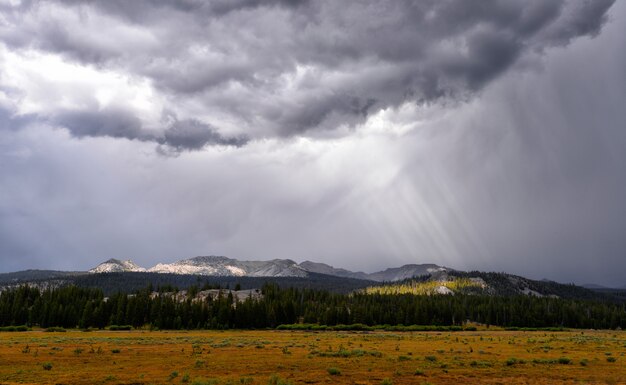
[381,379,393,385]
[169,371,179,380]
[470,360,493,368]
[506,358,524,366]
[0,325,30,332]
[111,349,121,354]
[327,367,341,376]
[42,362,53,371]
[558,357,571,365]
[425,355,437,362]
[607,357,617,363]
[108,325,132,331]
[532,359,557,364]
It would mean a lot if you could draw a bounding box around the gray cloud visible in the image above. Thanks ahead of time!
[51,108,248,151]
[160,119,249,152]
[54,108,146,140]
[0,0,616,143]
[0,108,32,132]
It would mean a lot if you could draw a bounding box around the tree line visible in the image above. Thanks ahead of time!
[0,283,625,330]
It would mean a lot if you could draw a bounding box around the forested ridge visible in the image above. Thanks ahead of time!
[0,271,374,296]
[1,284,625,330]
[364,272,616,301]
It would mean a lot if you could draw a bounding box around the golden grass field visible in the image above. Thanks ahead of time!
[0,329,625,385]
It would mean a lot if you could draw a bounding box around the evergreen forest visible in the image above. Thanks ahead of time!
[1,283,625,331]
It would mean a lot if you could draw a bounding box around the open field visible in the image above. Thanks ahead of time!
[0,330,625,385]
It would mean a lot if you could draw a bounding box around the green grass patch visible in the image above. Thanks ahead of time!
[327,367,341,375]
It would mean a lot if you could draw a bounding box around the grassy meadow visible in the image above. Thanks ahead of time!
[0,329,625,385]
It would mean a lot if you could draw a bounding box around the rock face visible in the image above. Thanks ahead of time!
[147,256,308,278]
[89,256,448,281]
[89,259,146,273]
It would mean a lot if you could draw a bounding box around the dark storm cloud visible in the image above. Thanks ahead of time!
[54,108,146,140]
[52,108,248,151]
[160,119,249,152]
[0,0,616,141]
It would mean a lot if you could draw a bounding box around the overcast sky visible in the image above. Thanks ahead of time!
[1,0,624,286]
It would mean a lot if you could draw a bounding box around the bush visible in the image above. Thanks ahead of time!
[470,360,493,368]
[0,325,30,332]
[381,379,393,385]
[42,362,53,370]
[506,358,525,366]
[331,323,372,331]
[327,367,341,376]
[108,325,132,331]
[607,357,617,363]
[425,355,437,362]
[111,349,121,354]
[558,357,571,365]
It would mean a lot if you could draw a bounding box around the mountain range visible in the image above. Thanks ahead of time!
[1,256,624,301]
[88,256,449,282]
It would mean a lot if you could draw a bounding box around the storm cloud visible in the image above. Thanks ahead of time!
[0,0,625,286]
[53,108,248,151]
[0,0,615,146]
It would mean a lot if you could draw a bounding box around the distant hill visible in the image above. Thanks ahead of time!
[0,269,85,284]
[89,259,145,273]
[1,256,620,302]
[147,256,308,277]
[1,271,374,296]
[298,261,371,280]
[363,270,621,302]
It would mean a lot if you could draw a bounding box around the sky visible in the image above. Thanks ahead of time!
[0,0,625,286]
